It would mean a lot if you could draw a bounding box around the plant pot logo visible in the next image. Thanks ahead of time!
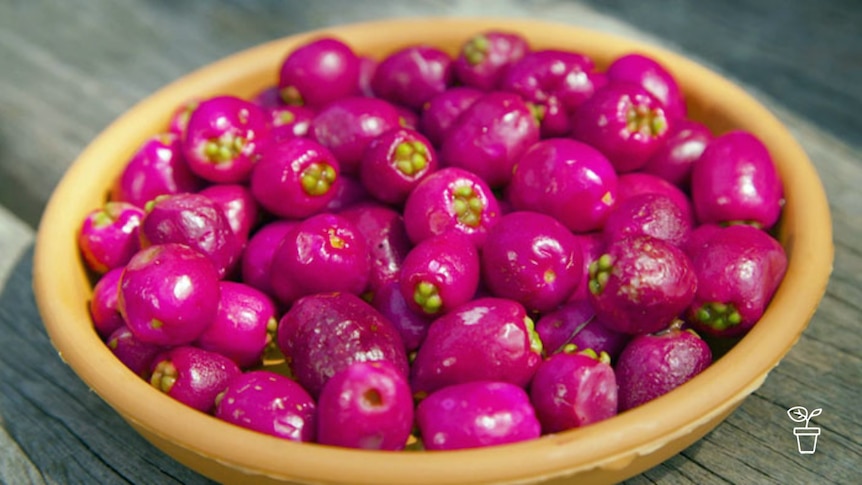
[786,406,822,454]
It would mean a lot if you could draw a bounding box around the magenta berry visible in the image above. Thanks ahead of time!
[641,118,712,189]
[118,243,221,346]
[359,127,438,205]
[278,37,360,108]
[417,381,541,451]
[79,202,145,274]
[106,325,165,379]
[268,104,315,143]
[606,53,687,120]
[198,184,259,242]
[339,204,412,294]
[250,137,341,219]
[602,193,692,248]
[481,211,583,313]
[317,361,414,450]
[90,267,126,340]
[418,86,484,147]
[182,95,271,184]
[411,298,543,395]
[371,281,432,352]
[616,172,696,226]
[371,45,453,110]
[240,220,297,298]
[149,346,241,413]
[399,233,480,316]
[453,31,530,91]
[215,370,316,442]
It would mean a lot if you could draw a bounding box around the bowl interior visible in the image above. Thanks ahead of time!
[33,17,833,485]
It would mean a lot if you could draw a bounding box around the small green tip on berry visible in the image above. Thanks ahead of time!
[414,281,442,314]
[393,140,429,177]
[588,253,613,295]
[524,316,544,356]
[463,34,490,65]
[150,360,178,394]
[694,301,742,331]
[451,184,484,228]
[300,162,337,196]
[280,85,304,106]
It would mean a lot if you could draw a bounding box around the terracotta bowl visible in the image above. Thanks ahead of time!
[33,18,833,485]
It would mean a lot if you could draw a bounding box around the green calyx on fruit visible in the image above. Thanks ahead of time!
[451,184,484,227]
[280,85,304,106]
[524,316,544,356]
[721,219,765,230]
[274,110,296,126]
[462,34,490,65]
[527,102,545,127]
[588,253,614,295]
[626,103,667,137]
[301,161,337,196]
[203,134,247,164]
[414,280,443,314]
[694,301,742,331]
[150,359,178,393]
[393,140,429,177]
[561,344,611,365]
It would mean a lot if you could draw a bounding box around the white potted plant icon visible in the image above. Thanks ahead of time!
[787,406,822,454]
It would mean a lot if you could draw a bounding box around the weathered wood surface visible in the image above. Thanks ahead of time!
[0,1,859,484]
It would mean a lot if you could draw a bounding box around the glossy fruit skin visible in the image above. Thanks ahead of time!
[139,192,242,279]
[215,370,317,442]
[603,193,692,248]
[419,86,484,147]
[110,133,203,208]
[359,127,438,205]
[530,351,618,433]
[371,281,432,352]
[453,31,530,91]
[616,172,696,226]
[118,244,221,346]
[508,138,618,233]
[399,233,480,317]
[371,45,453,110]
[198,184,259,242]
[568,232,606,302]
[410,298,542,395]
[106,325,165,379]
[269,213,370,306]
[317,361,414,450]
[149,346,241,413]
[685,224,787,337]
[277,37,360,108]
[240,220,297,299]
[250,137,341,219]
[79,202,145,274]
[90,267,126,340]
[417,381,541,451]
[310,96,402,174]
[195,282,276,369]
[481,211,583,313]
[606,53,687,120]
[615,328,712,411]
[324,175,372,213]
[268,104,315,143]
[182,95,271,184]
[339,204,412,294]
[641,118,712,189]
[276,292,409,398]
[571,82,670,173]
[402,167,501,247]
[439,91,540,188]
[536,299,629,360]
[500,49,601,137]
[691,130,783,229]
[588,235,697,335]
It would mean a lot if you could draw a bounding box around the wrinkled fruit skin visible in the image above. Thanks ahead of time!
[118,243,221,346]
[78,202,145,274]
[685,224,787,337]
[530,351,618,433]
[508,138,617,233]
[149,346,241,413]
[317,361,414,450]
[691,130,783,229]
[139,192,242,279]
[615,328,712,411]
[481,211,583,313]
[399,233,480,317]
[440,91,540,188]
[371,45,454,110]
[588,235,697,335]
[411,298,543,395]
[215,370,316,442]
[616,172,695,226]
[339,203,412,294]
[602,193,692,248]
[402,167,501,247]
[417,381,541,451]
[277,37,360,108]
[276,292,409,398]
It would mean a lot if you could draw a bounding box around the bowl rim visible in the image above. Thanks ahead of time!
[33,17,834,485]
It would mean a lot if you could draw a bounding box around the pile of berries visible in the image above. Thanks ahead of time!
[78,30,788,451]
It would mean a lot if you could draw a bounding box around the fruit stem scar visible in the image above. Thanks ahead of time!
[301,162,337,196]
[414,280,442,314]
[462,34,489,65]
[451,184,484,227]
[588,253,614,295]
[203,133,247,164]
[150,360,178,393]
[327,228,346,249]
[362,389,384,408]
[695,301,742,331]
[393,140,429,176]
[625,103,668,137]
